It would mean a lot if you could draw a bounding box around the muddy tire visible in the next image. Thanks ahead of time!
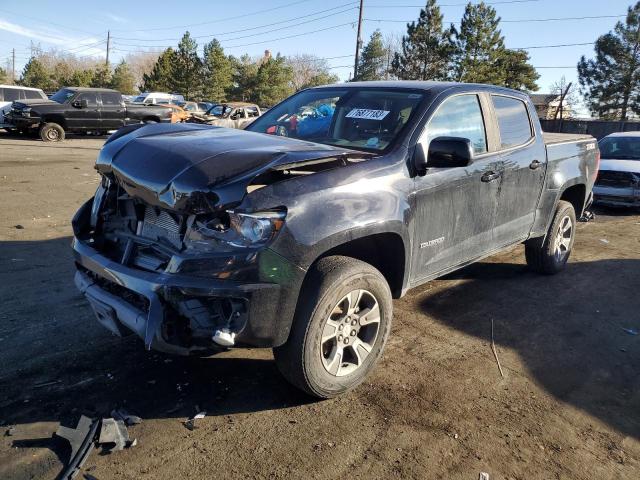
[273,256,392,398]
[39,122,65,142]
[525,200,576,275]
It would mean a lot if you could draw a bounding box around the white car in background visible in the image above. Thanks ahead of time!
[594,132,640,208]
[132,92,185,105]
[0,85,48,130]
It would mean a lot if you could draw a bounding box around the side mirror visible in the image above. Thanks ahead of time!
[415,137,474,174]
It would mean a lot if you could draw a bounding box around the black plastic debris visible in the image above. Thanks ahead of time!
[56,415,100,480]
[579,210,595,222]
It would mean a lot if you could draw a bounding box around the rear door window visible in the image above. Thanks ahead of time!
[101,92,122,106]
[492,95,533,149]
[24,89,44,100]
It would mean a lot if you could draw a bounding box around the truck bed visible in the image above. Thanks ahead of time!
[543,132,593,146]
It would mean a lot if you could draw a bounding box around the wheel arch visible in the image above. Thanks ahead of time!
[306,231,409,299]
[41,115,67,129]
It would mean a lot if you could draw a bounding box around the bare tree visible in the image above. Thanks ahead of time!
[285,54,338,91]
[382,33,401,80]
[125,50,163,90]
[550,76,580,120]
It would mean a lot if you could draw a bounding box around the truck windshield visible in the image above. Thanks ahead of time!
[246,88,425,152]
[599,136,640,160]
[50,89,75,104]
[132,96,147,103]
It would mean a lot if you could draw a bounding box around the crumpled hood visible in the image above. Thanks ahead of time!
[96,123,370,213]
[12,99,59,109]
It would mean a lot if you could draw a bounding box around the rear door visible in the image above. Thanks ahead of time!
[99,92,125,130]
[411,93,504,281]
[490,95,547,246]
[67,92,100,130]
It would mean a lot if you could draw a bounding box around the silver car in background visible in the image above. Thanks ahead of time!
[594,132,640,208]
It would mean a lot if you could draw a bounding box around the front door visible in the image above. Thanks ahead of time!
[490,95,548,246]
[411,93,503,283]
[99,92,126,130]
[67,92,100,130]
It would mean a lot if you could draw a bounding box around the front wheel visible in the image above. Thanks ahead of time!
[525,200,576,274]
[273,256,392,398]
[39,122,65,142]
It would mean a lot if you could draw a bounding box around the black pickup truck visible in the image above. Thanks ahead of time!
[71,81,599,398]
[5,87,172,142]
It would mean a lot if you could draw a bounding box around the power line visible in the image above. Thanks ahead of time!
[366,0,540,7]
[110,0,317,33]
[111,2,357,42]
[112,6,357,47]
[517,42,594,49]
[365,14,625,24]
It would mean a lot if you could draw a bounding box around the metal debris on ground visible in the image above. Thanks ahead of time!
[479,473,490,480]
[579,210,595,222]
[110,408,142,426]
[622,327,638,336]
[56,415,100,480]
[183,411,207,431]
[600,239,610,244]
[98,418,133,452]
[5,426,15,436]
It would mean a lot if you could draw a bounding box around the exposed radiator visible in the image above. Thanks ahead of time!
[140,206,182,249]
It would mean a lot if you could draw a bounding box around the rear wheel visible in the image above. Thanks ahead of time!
[39,122,65,142]
[525,200,576,274]
[273,256,392,398]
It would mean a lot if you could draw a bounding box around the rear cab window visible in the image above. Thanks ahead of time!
[492,95,533,149]
[101,92,122,106]
[24,89,45,100]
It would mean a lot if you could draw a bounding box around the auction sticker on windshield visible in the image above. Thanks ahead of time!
[346,109,390,120]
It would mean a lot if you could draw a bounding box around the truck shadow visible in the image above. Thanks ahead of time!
[419,257,640,439]
[0,237,312,434]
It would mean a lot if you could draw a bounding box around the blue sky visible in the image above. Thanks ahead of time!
[0,0,634,105]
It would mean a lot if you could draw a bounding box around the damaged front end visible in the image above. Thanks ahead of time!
[72,124,370,354]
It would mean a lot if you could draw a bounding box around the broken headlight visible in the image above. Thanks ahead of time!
[185,210,286,251]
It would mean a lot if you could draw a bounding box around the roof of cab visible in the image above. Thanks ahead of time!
[0,84,45,91]
[309,80,528,96]
[62,87,120,92]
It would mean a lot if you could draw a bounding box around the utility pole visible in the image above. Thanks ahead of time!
[12,48,15,84]
[353,0,364,80]
[106,30,111,67]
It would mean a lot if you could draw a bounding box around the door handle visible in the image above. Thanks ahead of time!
[481,171,502,182]
[529,160,543,170]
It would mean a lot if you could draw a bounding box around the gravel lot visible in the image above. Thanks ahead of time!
[0,133,638,480]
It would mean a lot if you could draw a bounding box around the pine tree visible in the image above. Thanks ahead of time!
[202,39,233,102]
[91,64,112,88]
[453,2,537,90]
[172,32,203,100]
[578,1,640,120]
[230,54,259,102]
[495,49,539,92]
[20,57,55,91]
[356,30,387,81]
[142,48,177,92]
[251,54,294,106]
[110,61,137,94]
[391,0,454,81]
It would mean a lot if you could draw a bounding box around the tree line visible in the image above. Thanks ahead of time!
[9,0,640,118]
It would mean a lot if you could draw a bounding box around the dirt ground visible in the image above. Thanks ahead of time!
[0,133,638,480]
